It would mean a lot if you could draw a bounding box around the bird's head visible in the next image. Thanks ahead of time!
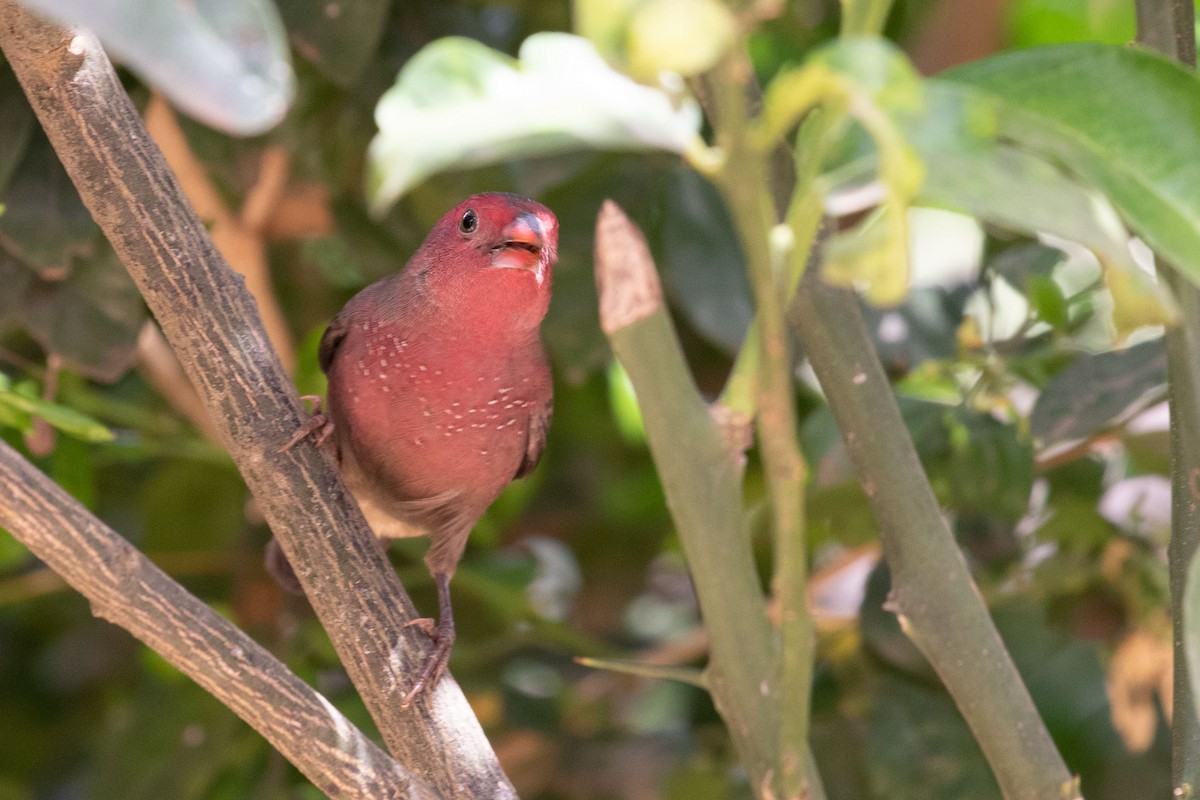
[411,193,558,331]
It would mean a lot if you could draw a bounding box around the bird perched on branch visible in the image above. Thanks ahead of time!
[281,192,557,707]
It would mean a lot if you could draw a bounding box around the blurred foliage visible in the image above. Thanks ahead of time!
[0,0,1184,798]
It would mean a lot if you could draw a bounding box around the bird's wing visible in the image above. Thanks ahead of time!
[514,400,552,479]
[317,310,350,374]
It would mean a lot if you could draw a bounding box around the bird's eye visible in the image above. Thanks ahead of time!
[459,209,478,234]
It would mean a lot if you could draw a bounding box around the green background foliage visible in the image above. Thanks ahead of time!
[0,0,1189,797]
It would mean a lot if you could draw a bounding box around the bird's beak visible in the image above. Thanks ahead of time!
[492,213,545,272]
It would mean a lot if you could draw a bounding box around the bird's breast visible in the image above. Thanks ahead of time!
[328,326,549,506]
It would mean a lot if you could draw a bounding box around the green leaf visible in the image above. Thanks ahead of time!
[21,244,146,383]
[901,80,1176,333]
[0,379,114,443]
[367,33,700,212]
[626,0,735,79]
[760,37,925,303]
[655,167,752,354]
[278,0,392,87]
[20,0,293,135]
[1030,339,1167,448]
[0,64,35,195]
[1007,0,1134,47]
[942,43,1200,291]
[1026,274,1069,330]
[574,0,644,59]
[0,132,95,276]
[575,655,706,687]
[0,251,31,326]
[606,360,646,444]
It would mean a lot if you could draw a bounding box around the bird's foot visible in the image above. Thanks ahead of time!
[400,616,456,710]
[263,538,306,596]
[278,395,334,452]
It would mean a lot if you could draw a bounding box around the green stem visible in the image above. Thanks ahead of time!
[1134,1,1200,791]
[595,202,780,794]
[790,275,1077,800]
[719,111,835,419]
[839,0,896,35]
[712,55,814,799]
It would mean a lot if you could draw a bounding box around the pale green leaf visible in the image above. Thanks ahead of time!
[367,33,701,212]
[21,0,293,135]
[760,37,926,304]
[627,0,735,79]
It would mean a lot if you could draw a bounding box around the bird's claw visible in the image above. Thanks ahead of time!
[279,395,334,452]
[404,616,438,637]
[400,619,456,710]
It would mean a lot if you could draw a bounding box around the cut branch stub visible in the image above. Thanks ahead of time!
[593,200,781,792]
[595,199,663,334]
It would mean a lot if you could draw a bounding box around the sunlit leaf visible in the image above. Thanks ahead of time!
[627,0,735,79]
[760,38,925,303]
[607,360,646,444]
[21,0,293,135]
[1007,0,1134,47]
[942,44,1200,292]
[367,33,701,212]
[574,0,644,59]
[897,79,1178,334]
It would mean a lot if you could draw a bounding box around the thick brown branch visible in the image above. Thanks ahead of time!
[0,440,434,800]
[0,5,515,798]
[144,95,297,372]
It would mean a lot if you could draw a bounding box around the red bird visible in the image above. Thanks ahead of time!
[283,192,557,707]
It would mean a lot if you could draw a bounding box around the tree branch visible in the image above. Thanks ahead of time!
[789,272,1078,800]
[1133,1,1200,791]
[594,201,828,800]
[0,440,435,800]
[710,53,814,798]
[0,5,515,797]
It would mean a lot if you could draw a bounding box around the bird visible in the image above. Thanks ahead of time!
[280,192,557,708]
